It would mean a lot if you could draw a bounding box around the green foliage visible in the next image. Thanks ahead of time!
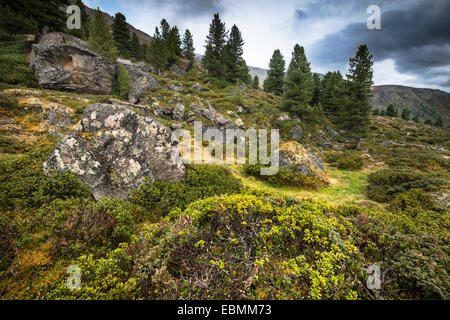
[282,44,314,119]
[45,244,139,300]
[263,49,285,95]
[412,115,420,123]
[386,104,397,117]
[223,25,249,83]
[320,71,347,121]
[146,27,168,74]
[131,164,243,213]
[112,12,131,57]
[338,44,373,148]
[0,5,37,39]
[114,64,132,99]
[202,13,228,79]
[367,169,447,202]
[401,108,411,121]
[66,0,90,40]
[252,75,259,89]
[325,151,364,170]
[181,29,195,62]
[88,9,118,62]
[0,40,38,87]
[0,212,22,272]
[129,33,141,60]
[0,145,91,210]
[434,116,443,127]
[134,194,363,299]
[243,164,327,189]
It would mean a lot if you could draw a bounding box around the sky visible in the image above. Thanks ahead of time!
[84,0,450,92]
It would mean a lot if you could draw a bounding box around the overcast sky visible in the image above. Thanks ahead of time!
[84,0,450,92]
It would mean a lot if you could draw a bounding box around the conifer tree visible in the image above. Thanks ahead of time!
[160,19,171,41]
[386,104,396,117]
[202,13,228,78]
[147,27,168,75]
[112,12,131,57]
[412,115,420,123]
[339,44,374,150]
[130,32,141,59]
[252,75,259,89]
[372,109,380,116]
[320,71,346,120]
[401,108,411,121]
[182,29,195,62]
[223,24,249,83]
[67,0,90,40]
[435,116,443,127]
[0,0,70,39]
[263,49,285,95]
[282,44,314,119]
[310,73,322,106]
[88,8,118,62]
[424,119,433,125]
[167,26,182,64]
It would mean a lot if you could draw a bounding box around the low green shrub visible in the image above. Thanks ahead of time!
[113,64,132,99]
[325,151,364,170]
[367,169,447,202]
[243,164,327,189]
[131,164,243,214]
[0,40,38,88]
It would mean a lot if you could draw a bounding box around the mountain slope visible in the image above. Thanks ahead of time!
[370,85,450,126]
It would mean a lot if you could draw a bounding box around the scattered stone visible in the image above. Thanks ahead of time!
[30,33,115,95]
[191,84,203,91]
[278,114,291,121]
[168,84,184,92]
[169,58,192,75]
[172,103,185,121]
[291,126,303,141]
[121,63,159,104]
[42,105,73,128]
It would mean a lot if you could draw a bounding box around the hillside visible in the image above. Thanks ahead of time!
[371,85,450,126]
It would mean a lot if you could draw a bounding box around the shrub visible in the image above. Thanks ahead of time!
[0,212,22,273]
[131,164,243,214]
[367,169,447,202]
[243,164,327,189]
[0,146,91,210]
[0,40,38,87]
[325,151,364,170]
[134,195,363,300]
[114,64,132,99]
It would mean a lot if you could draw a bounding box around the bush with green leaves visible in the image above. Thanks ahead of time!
[243,164,327,189]
[0,145,91,210]
[131,164,243,214]
[0,40,38,87]
[325,151,364,170]
[114,64,132,99]
[367,169,447,202]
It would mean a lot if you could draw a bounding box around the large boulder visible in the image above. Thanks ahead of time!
[169,58,192,75]
[279,141,329,184]
[120,63,159,104]
[30,33,115,95]
[43,103,186,200]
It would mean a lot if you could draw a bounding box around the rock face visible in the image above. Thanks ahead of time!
[120,63,159,104]
[43,103,186,200]
[30,33,115,95]
[169,58,192,75]
[279,141,329,184]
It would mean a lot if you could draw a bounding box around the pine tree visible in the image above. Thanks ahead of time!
[130,33,141,59]
[252,75,259,89]
[263,49,285,95]
[424,119,433,125]
[182,29,195,62]
[88,8,118,62]
[202,13,228,78]
[146,27,168,75]
[401,108,411,121]
[114,64,131,99]
[112,12,131,57]
[386,104,396,117]
[339,44,374,150]
[0,0,70,39]
[435,116,443,127]
[310,73,322,106]
[223,25,249,83]
[412,115,420,123]
[282,44,314,119]
[372,109,380,116]
[319,71,347,121]
[66,0,90,40]
[160,19,171,41]
[167,26,182,65]
[0,5,37,39]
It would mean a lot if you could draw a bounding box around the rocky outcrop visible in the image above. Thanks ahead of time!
[279,141,329,184]
[169,58,192,75]
[43,103,186,200]
[118,62,159,104]
[30,33,115,95]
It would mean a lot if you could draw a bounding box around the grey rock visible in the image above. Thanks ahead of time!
[169,58,192,75]
[167,84,184,92]
[308,153,325,170]
[278,114,291,121]
[291,126,303,141]
[121,63,159,104]
[171,123,183,130]
[381,140,397,146]
[332,144,346,151]
[30,33,115,95]
[172,103,185,121]
[42,105,73,128]
[191,84,203,91]
[43,103,186,200]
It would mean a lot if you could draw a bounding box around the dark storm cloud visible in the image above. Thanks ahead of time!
[145,0,224,16]
[295,9,308,20]
[310,0,450,87]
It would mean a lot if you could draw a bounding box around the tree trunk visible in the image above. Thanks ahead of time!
[356,138,361,150]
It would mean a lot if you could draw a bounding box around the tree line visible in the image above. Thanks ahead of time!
[373,104,444,127]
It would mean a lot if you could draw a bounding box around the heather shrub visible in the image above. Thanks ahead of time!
[325,151,364,170]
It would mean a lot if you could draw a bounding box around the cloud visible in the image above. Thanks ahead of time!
[137,0,225,17]
[310,0,450,91]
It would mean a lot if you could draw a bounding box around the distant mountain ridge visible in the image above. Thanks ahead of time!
[371,85,450,126]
